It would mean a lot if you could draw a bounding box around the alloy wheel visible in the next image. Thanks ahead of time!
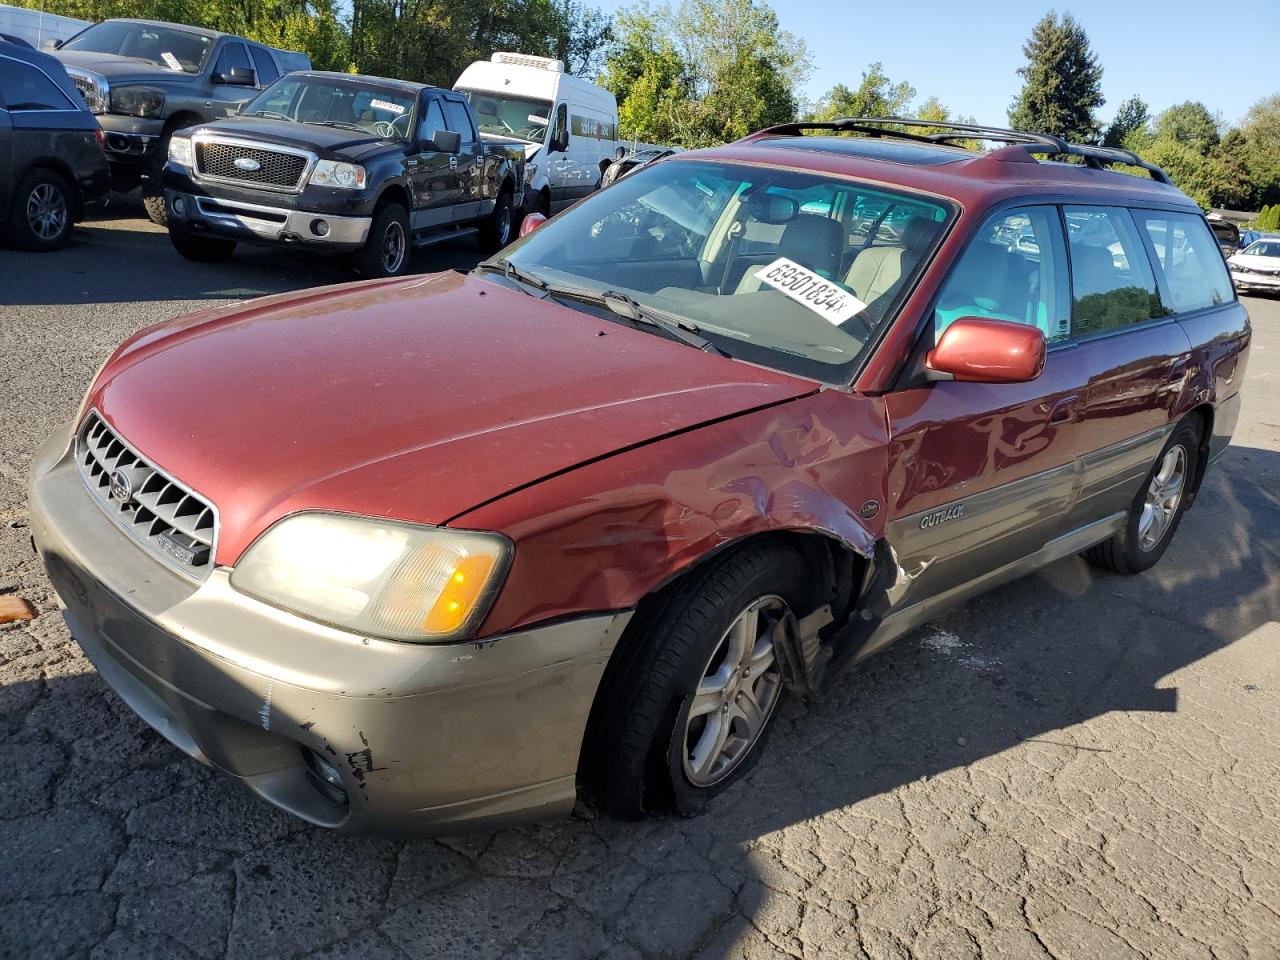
[381,221,406,274]
[681,594,787,787]
[27,183,68,241]
[1138,445,1186,551]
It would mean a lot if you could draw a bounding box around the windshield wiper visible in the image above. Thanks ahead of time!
[247,110,293,121]
[549,287,729,357]
[304,120,365,132]
[476,259,548,293]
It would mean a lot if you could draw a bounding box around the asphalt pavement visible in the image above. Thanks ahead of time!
[1,206,1277,960]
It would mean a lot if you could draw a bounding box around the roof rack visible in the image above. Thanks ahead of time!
[747,117,1172,185]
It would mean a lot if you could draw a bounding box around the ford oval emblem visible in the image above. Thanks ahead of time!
[109,468,133,504]
[233,156,262,172]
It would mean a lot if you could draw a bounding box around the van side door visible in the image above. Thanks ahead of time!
[880,205,1093,639]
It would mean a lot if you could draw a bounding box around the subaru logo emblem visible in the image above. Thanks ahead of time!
[109,469,133,504]
[233,156,261,172]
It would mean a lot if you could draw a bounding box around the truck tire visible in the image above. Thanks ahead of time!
[356,202,410,278]
[169,228,236,262]
[479,189,513,253]
[9,168,76,251]
[141,130,173,226]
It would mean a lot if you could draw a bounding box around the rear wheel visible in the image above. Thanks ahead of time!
[1084,419,1199,574]
[356,203,410,278]
[478,189,513,253]
[9,169,75,251]
[169,228,236,262]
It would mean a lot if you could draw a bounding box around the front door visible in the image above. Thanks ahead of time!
[881,205,1093,631]
[441,95,482,222]
[408,96,457,233]
[547,102,574,211]
[206,41,258,117]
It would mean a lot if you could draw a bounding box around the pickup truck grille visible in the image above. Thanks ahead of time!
[75,413,218,580]
[65,69,107,114]
[195,141,308,189]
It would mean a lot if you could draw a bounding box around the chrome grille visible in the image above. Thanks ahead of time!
[195,141,307,189]
[76,413,218,580]
[65,68,107,113]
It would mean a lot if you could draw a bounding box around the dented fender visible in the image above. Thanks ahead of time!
[456,389,891,636]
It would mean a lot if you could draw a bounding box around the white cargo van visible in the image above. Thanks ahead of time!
[0,3,88,47]
[455,52,620,215]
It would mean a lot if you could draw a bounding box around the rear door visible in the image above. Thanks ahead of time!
[882,205,1094,622]
[407,95,456,231]
[441,95,482,222]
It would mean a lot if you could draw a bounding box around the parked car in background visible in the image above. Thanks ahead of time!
[1206,214,1240,256]
[1228,237,1280,295]
[1239,229,1279,250]
[163,71,525,276]
[456,52,618,216]
[1,36,109,250]
[47,18,308,225]
[30,118,1248,834]
[601,146,679,187]
[0,3,87,50]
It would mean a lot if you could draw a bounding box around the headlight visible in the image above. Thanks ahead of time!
[110,86,165,118]
[525,164,538,183]
[310,160,367,190]
[168,135,193,167]
[230,513,511,642]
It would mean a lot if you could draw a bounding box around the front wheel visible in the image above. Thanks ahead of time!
[1084,419,1200,574]
[356,203,410,278]
[583,541,816,819]
[141,131,172,226]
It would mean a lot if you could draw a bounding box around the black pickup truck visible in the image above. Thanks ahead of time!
[162,71,525,276]
[49,18,309,225]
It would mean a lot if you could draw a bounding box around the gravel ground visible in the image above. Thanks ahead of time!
[1,208,1278,960]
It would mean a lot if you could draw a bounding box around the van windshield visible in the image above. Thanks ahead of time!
[457,89,550,143]
[61,21,213,74]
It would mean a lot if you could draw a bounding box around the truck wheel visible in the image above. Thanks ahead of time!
[582,540,817,820]
[169,228,236,263]
[357,203,410,278]
[9,168,75,251]
[1084,420,1199,574]
[479,189,513,253]
[141,130,173,226]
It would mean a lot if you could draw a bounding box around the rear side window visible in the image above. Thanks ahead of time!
[442,99,475,144]
[1064,206,1164,336]
[249,47,279,87]
[1133,211,1233,313]
[0,57,76,111]
[212,42,252,80]
[934,206,1071,342]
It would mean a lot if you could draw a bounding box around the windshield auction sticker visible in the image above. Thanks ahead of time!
[161,51,182,71]
[755,257,867,325]
[370,99,405,115]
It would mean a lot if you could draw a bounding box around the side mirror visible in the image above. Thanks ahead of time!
[519,212,548,238]
[428,129,461,154]
[215,66,255,86]
[926,317,1045,383]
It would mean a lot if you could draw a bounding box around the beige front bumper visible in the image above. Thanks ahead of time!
[28,424,630,834]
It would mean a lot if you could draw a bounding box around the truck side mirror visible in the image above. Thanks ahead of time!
[428,129,461,154]
[214,66,255,86]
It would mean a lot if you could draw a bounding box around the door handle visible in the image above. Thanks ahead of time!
[1048,395,1079,424]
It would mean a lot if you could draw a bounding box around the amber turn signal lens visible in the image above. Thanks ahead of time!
[422,554,498,634]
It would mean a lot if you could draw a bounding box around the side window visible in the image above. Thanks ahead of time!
[1064,206,1164,336]
[553,103,567,145]
[1133,210,1233,313]
[253,77,298,116]
[416,98,446,144]
[212,41,252,80]
[442,98,476,144]
[934,206,1070,341]
[249,47,279,87]
[0,57,75,111]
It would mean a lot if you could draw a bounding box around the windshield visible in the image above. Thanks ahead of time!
[457,89,549,143]
[245,75,416,139]
[498,159,953,382]
[62,21,213,74]
[1243,241,1280,258]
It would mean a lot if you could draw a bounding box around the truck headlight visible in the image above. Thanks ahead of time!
[110,86,165,118]
[168,135,193,168]
[230,513,511,642]
[310,160,367,189]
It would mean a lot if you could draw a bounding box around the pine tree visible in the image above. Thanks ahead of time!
[1008,11,1105,143]
[1103,95,1149,148]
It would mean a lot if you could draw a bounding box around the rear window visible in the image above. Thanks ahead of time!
[1064,206,1164,335]
[1134,211,1233,313]
[0,56,76,111]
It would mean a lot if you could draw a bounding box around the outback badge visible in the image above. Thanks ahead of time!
[919,503,964,530]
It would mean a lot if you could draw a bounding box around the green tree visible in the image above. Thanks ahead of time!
[1211,129,1255,210]
[1102,95,1149,148]
[1129,137,1232,211]
[1007,10,1104,142]
[1240,95,1280,207]
[1152,101,1221,155]
[809,62,914,122]
[600,5,694,143]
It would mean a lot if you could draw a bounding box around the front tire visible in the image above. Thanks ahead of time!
[356,203,410,278]
[169,228,236,262]
[9,169,75,251]
[141,132,171,226]
[1085,419,1199,574]
[583,541,816,819]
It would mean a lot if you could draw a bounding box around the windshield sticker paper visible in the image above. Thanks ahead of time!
[370,99,406,115]
[161,51,182,71]
[755,258,867,325]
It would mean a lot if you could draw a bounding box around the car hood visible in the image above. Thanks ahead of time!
[54,49,197,85]
[88,272,817,565]
[1229,254,1280,271]
[184,116,397,160]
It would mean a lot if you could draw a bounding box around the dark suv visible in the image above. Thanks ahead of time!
[48,18,308,224]
[1,37,109,250]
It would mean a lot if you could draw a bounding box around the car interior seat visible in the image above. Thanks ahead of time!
[734,214,844,293]
[844,216,940,311]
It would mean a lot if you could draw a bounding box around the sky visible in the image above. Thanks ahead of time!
[593,0,1280,128]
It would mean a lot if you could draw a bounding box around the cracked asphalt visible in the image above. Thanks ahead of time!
[1,207,1278,960]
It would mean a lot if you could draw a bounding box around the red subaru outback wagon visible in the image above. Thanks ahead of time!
[30,119,1249,833]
